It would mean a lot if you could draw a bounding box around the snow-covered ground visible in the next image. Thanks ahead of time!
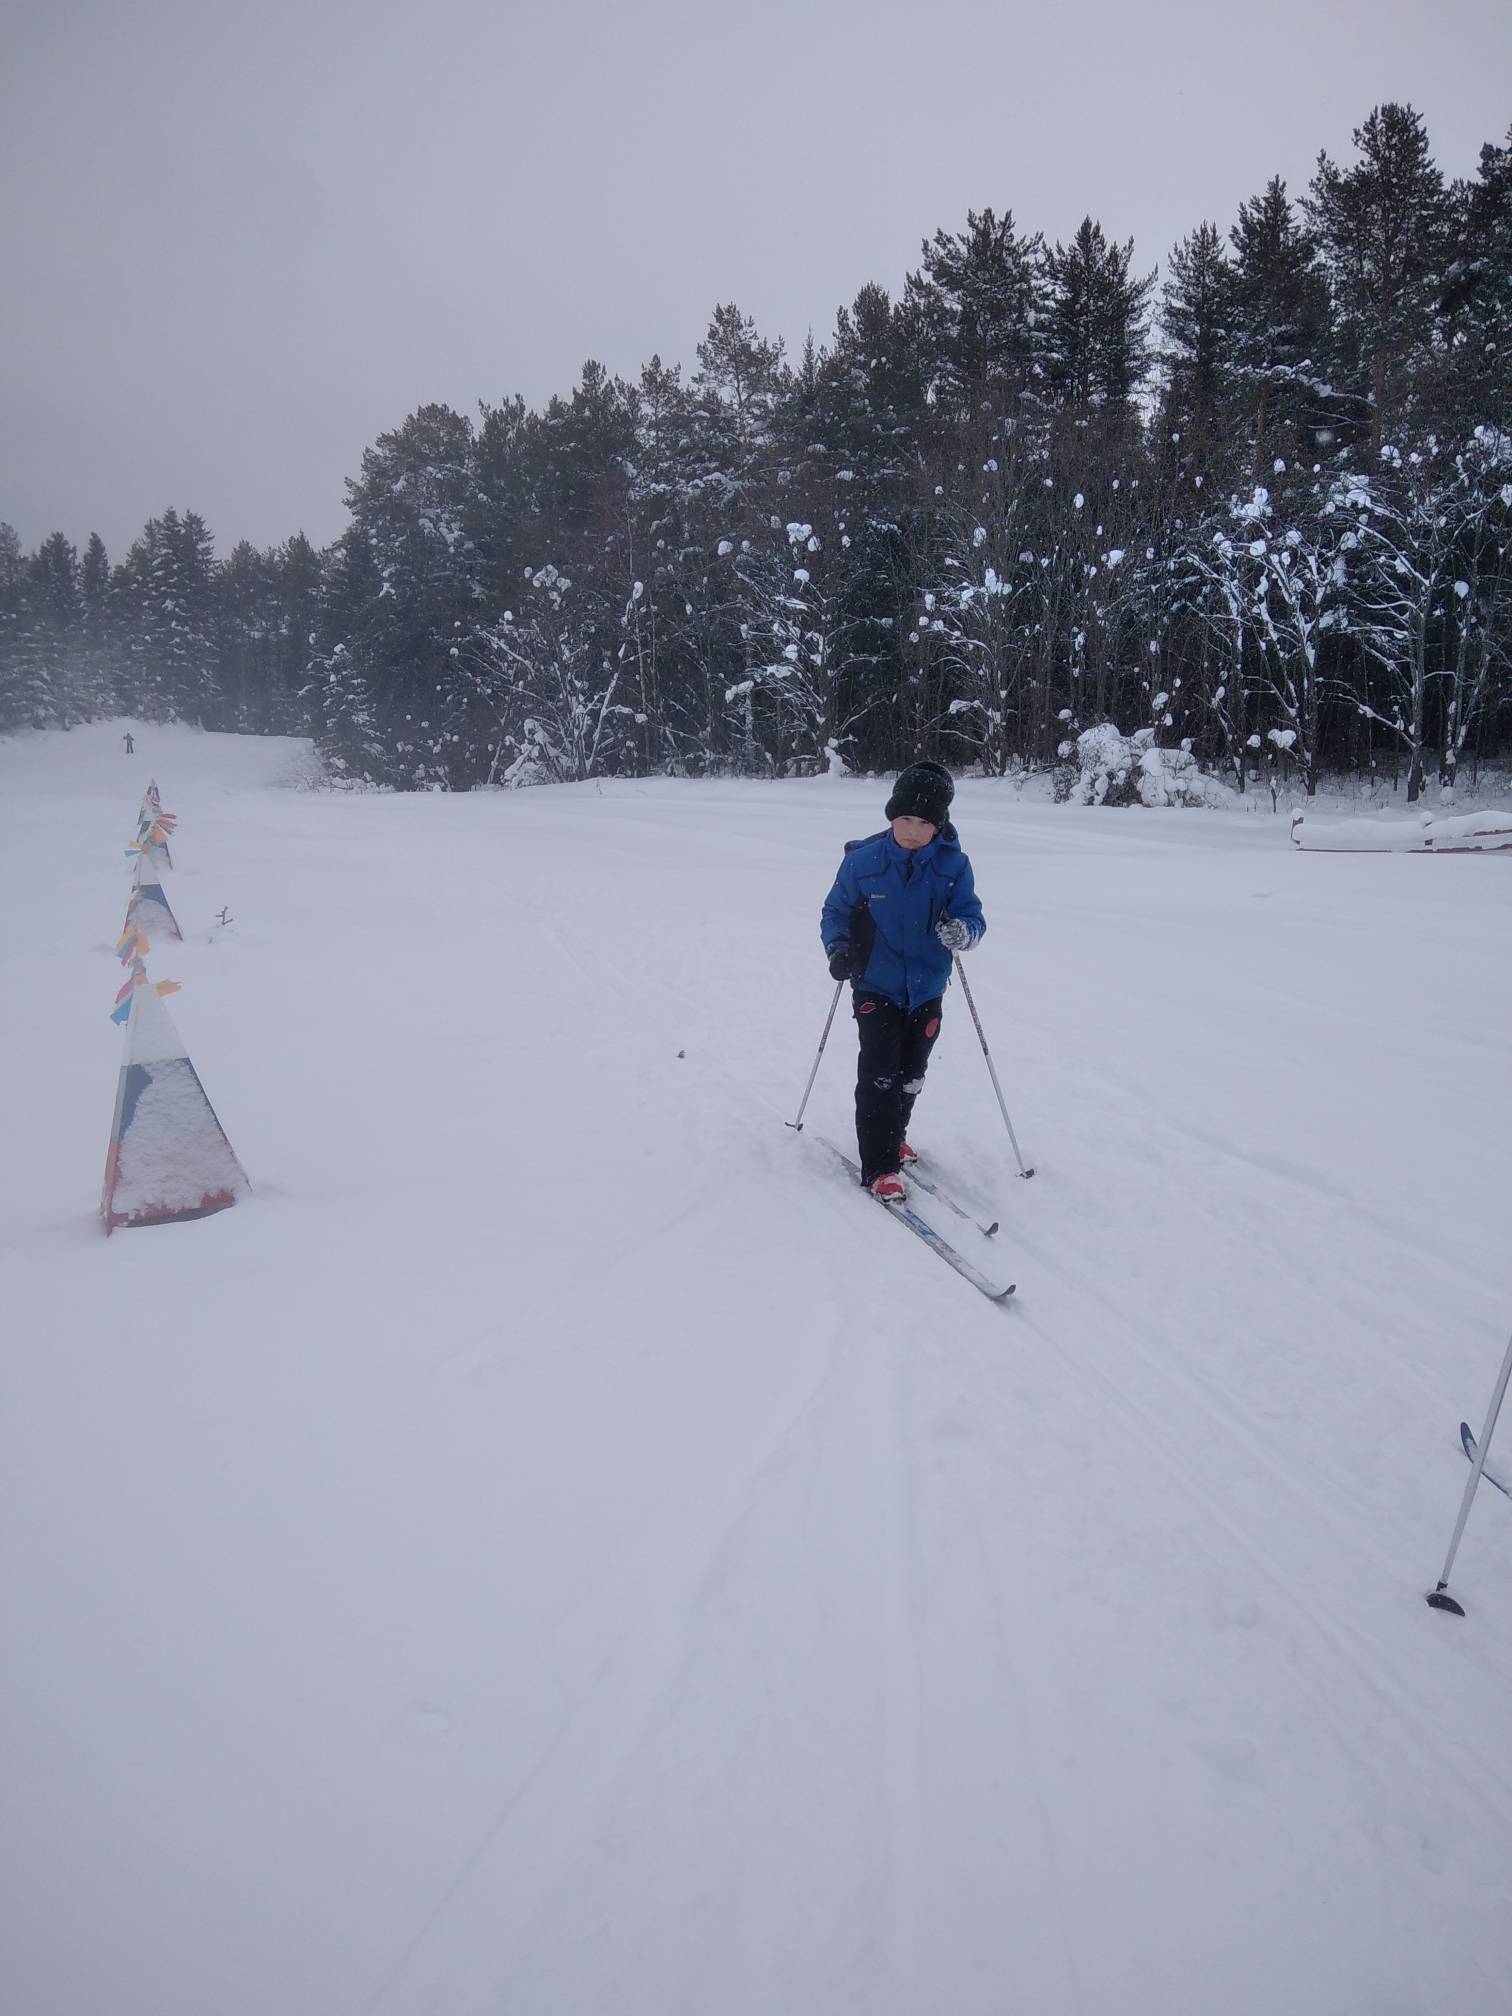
[4,720,1512,2016]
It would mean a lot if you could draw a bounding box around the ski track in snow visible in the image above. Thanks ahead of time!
[3,723,1511,2016]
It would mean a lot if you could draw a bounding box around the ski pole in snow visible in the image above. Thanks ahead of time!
[785,980,844,1132]
[953,957,1034,1178]
[1427,1327,1512,1616]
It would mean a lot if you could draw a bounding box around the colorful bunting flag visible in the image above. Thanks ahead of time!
[109,953,179,1021]
[130,803,176,870]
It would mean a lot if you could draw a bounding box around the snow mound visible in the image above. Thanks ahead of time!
[1290,808,1512,853]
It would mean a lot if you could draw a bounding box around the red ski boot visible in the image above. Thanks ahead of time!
[898,1140,919,1167]
[870,1171,906,1203]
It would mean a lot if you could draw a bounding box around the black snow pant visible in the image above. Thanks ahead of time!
[853,992,944,1186]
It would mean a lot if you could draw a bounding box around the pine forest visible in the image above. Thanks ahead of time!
[5,105,1510,805]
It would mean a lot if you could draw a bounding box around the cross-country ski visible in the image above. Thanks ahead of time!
[816,1136,1015,1302]
[899,1156,1000,1238]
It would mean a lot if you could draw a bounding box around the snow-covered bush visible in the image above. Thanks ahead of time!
[1136,736,1236,808]
[1057,723,1141,805]
[1057,723,1235,808]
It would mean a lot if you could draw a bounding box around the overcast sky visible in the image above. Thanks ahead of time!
[3,0,1508,559]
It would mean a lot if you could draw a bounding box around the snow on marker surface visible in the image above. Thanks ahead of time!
[123,852,182,941]
[2,720,1511,2016]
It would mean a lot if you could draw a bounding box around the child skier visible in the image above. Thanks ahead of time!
[820,761,985,1201]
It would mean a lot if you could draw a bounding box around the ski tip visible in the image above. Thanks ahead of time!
[995,1284,1017,1302]
[984,1220,1000,1238]
[1460,1421,1476,1456]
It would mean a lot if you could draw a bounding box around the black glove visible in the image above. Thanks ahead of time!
[828,943,858,982]
[936,916,977,953]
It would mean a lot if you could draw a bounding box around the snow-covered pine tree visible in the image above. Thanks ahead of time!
[1228,178,1332,478]
[692,304,790,511]
[0,523,53,731]
[809,283,926,770]
[469,562,633,786]
[78,532,119,718]
[341,403,481,784]
[1435,429,1512,788]
[1436,126,1512,433]
[307,642,391,784]
[27,531,83,722]
[615,356,712,770]
[904,208,1043,423]
[1178,491,1261,791]
[271,533,323,735]
[1040,218,1155,414]
[1124,484,1254,792]
[725,514,865,775]
[689,305,795,770]
[1233,486,1334,796]
[622,355,706,772]
[531,362,636,549]
[469,395,540,614]
[216,540,273,732]
[139,508,220,723]
[912,447,1049,777]
[542,364,665,775]
[1307,104,1455,460]
[1159,223,1240,472]
[303,526,391,783]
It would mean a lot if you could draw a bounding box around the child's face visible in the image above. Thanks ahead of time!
[891,815,937,850]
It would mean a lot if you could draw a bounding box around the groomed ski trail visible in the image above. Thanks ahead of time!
[4,728,1511,2016]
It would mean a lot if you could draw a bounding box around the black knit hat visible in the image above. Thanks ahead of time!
[885,761,954,830]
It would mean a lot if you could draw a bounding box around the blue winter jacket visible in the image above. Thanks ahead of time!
[821,827,986,1011]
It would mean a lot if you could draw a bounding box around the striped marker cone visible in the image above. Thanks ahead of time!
[123,854,182,942]
[132,805,176,872]
[101,973,248,1235]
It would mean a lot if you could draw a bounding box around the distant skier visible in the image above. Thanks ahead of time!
[820,761,985,1202]
[123,732,135,754]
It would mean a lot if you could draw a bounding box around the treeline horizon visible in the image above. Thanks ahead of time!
[4,101,1510,803]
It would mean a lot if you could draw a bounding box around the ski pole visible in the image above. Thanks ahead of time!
[1427,1326,1512,1616]
[953,956,1034,1178]
[785,979,844,1132]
